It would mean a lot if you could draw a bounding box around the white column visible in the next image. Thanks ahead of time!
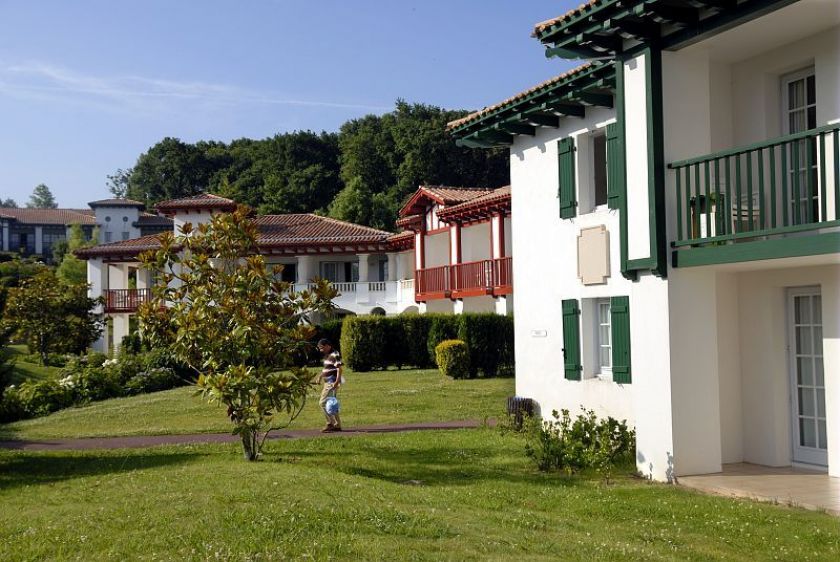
[34,226,43,255]
[491,215,505,259]
[136,268,153,290]
[2,222,9,251]
[297,255,317,284]
[357,254,371,283]
[453,299,464,315]
[112,314,131,350]
[87,258,109,352]
[386,252,398,282]
[450,223,461,264]
[494,295,512,316]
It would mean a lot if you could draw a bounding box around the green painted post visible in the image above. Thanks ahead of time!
[735,154,742,234]
[694,164,701,239]
[834,129,840,220]
[684,166,692,241]
[714,158,722,235]
[757,148,765,229]
[769,145,777,228]
[781,143,789,227]
[724,156,732,235]
[746,151,754,231]
[676,166,683,241]
[805,135,814,224]
[792,139,801,225]
[704,160,711,237]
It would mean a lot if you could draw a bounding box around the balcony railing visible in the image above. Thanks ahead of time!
[104,288,153,313]
[415,257,513,300]
[669,124,840,249]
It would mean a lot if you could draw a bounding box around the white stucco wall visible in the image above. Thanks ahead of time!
[510,105,679,481]
[94,205,141,243]
[461,222,491,263]
[624,54,652,261]
[424,231,449,268]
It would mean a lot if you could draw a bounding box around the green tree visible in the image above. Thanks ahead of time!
[127,137,219,205]
[0,326,14,398]
[106,168,132,198]
[27,184,58,209]
[0,198,17,208]
[0,258,48,314]
[138,207,337,460]
[57,224,97,285]
[3,270,101,363]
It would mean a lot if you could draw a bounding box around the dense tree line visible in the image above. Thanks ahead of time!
[121,101,508,230]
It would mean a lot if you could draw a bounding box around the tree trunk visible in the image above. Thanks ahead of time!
[240,429,259,461]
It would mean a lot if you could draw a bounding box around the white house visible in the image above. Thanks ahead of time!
[78,194,418,351]
[449,0,839,481]
[396,185,513,315]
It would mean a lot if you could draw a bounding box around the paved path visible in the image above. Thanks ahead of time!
[0,419,488,451]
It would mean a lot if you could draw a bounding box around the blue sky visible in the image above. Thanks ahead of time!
[0,1,580,207]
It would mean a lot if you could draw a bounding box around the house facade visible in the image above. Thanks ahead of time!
[78,194,418,352]
[396,185,513,315]
[0,199,172,262]
[449,0,839,481]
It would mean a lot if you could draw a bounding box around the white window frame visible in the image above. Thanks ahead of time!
[577,128,610,215]
[595,298,612,376]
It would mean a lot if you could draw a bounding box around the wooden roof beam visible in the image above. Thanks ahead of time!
[576,91,614,108]
[517,112,560,128]
[606,17,661,41]
[495,122,536,136]
[649,3,701,25]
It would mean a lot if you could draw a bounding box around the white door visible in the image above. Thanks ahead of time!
[781,68,818,225]
[788,287,827,467]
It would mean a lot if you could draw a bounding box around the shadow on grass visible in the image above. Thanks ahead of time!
[277,439,586,489]
[0,451,199,491]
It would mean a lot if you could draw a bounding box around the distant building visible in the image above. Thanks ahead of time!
[0,198,172,261]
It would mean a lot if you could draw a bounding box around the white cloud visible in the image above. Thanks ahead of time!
[0,60,390,113]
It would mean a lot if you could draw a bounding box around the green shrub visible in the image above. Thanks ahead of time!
[0,387,27,423]
[525,409,635,481]
[71,367,124,402]
[16,379,74,416]
[125,367,181,395]
[340,315,389,371]
[318,319,344,350]
[381,317,407,369]
[458,313,513,378]
[434,339,470,379]
[426,314,460,365]
[401,313,433,368]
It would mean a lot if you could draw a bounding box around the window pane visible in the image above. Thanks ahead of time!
[812,296,821,323]
[796,326,812,354]
[815,357,824,386]
[593,133,608,206]
[818,420,827,450]
[799,387,816,417]
[797,357,813,386]
[817,389,825,418]
[800,418,817,448]
[807,106,816,130]
[806,75,815,105]
[598,302,610,324]
[599,324,610,345]
[599,346,611,368]
[788,80,803,110]
[795,296,809,324]
[814,327,822,355]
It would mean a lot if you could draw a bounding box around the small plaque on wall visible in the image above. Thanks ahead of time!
[531,330,547,338]
[577,225,610,285]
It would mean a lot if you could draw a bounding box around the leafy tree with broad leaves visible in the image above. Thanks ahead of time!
[57,224,99,285]
[137,207,337,460]
[3,270,101,364]
[106,168,133,199]
[27,184,58,209]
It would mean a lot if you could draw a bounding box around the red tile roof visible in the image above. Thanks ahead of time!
[0,208,96,225]
[533,0,605,37]
[398,185,497,218]
[78,213,396,259]
[88,198,145,208]
[155,193,238,214]
[437,186,511,222]
[135,214,174,227]
[446,63,593,131]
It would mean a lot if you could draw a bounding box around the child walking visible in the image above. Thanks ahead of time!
[316,338,342,432]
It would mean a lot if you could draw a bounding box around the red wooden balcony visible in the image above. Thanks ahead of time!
[104,288,153,313]
[415,257,512,301]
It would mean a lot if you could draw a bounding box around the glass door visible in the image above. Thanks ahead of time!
[788,288,827,467]
[781,69,817,225]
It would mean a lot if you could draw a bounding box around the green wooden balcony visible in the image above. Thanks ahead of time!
[669,124,840,267]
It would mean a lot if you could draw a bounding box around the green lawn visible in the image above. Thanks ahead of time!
[1,429,838,561]
[0,369,514,441]
[4,344,61,384]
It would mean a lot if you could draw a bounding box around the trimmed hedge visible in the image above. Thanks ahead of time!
[435,340,470,379]
[340,313,514,376]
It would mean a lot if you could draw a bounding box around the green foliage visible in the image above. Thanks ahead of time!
[2,270,101,363]
[434,339,470,379]
[57,224,96,285]
[0,197,18,208]
[340,315,388,372]
[119,102,508,229]
[457,313,514,378]
[0,328,15,397]
[426,314,460,365]
[339,313,514,375]
[0,258,49,314]
[137,207,336,460]
[26,183,58,209]
[525,409,636,481]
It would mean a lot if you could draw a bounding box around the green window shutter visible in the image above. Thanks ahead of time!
[606,122,624,211]
[610,296,632,384]
[561,299,582,380]
[558,137,577,219]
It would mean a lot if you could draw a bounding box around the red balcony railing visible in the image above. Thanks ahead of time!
[415,257,512,300]
[104,288,153,313]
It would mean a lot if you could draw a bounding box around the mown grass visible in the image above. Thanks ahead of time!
[4,344,61,384]
[0,369,514,440]
[1,429,838,561]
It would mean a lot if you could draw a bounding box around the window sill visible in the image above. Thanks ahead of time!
[595,373,613,382]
